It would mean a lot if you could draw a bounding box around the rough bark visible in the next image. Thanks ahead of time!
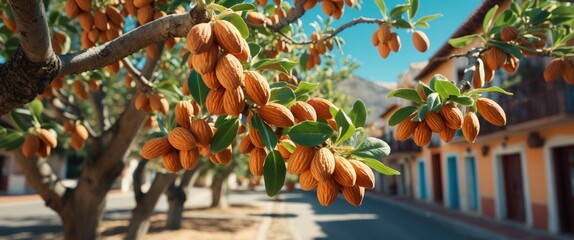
[210,163,236,209]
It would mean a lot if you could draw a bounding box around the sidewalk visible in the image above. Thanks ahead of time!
[366,192,568,240]
[0,189,125,204]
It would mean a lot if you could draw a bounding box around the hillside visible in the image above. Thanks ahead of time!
[336,75,397,124]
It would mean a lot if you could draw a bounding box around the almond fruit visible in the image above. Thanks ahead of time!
[389,32,401,52]
[65,0,80,19]
[175,101,194,129]
[163,150,183,173]
[202,71,221,89]
[70,132,84,150]
[137,4,154,25]
[141,137,173,159]
[205,88,226,115]
[501,26,518,42]
[377,24,392,43]
[290,101,317,123]
[413,122,432,146]
[439,127,456,143]
[424,111,445,133]
[22,134,40,158]
[190,119,213,147]
[311,148,335,182]
[439,104,463,130]
[287,146,316,174]
[247,12,267,26]
[135,92,149,111]
[395,118,417,141]
[476,98,506,126]
[73,80,89,100]
[232,38,250,62]
[462,111,480,143]
[544,58,563,82]
[307,98,336,119]
[215,54,243,90]
[193,42,220,75]
[412,30,429,52]
[317,178,339,206]
[37,141,51,158]
[248,129,265,149]
[215,146,232,163]
[73,123,89,140]
[244,71,271,106]
[105,6,123,27]
[186,23,214,54]
[563,59,574,84]
[259,103,296,127]
[240,136,255,154]
[168,127,197,151]
[93,9,108,31]
[342,185,365,207]
[180,147,200,170]
[249,148,266,176]
[503,54,519,73]
[213,20,243,54]
[483,47,506,70]
[277,139,294,159]
[350,160,375,189]
[75,0,92,12]
[300,170,319,191]
[38,129,57,148]
[333,156,356,187]
[223,87,245,116]
[149,93,169,115]
[133,0,152,8]
[377,42,391,59]
[371,31,379,46]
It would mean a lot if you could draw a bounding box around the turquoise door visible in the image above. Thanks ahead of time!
[465,156,479,211]
[418,161,427,200]
[447,156,460,209]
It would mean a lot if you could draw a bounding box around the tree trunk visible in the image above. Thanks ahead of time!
[165,165,203,229]
[210,163,236,209]
[60,198,105,240]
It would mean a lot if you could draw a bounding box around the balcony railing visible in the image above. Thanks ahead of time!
[380,133,421,153]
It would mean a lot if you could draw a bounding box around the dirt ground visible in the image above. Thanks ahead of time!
[100,203,265,240]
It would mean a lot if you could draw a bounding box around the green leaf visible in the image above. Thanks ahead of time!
[530,8,550,26]
[483,5,499,32]
[413,105,428,122]
[293,81,318,98]
[210,117,239,153]
[145,131,167,141]
[10,111,27,131]
[230,3,255,11]
[263,150,286,196]
[252,58,297,75]
[207,3,227,12]
[334,109,355,145]
[408,0,418,19]
[299,52,309,70]
[393,18,413,29]
[0,132,25,151]
[450,96,474,106]
[222,13,249,39]
[288,121,334,147]
[362,158,400,175]
[466,86,514,96]
[219,0,245,8]
[269,87,296,105]
[388,106,417,126]
[416,14,442,25]
[269,81,287,88]
[29,100,43,121]
[252,114,278,151]
[348,100,367,128]
[248,43,261,58]
[353,137,391,159]
[387,88,423,103]
[489,40,523,59]
[448,34,478,48]
[280,140,296,153]
[433,77,460,100]
[426,92,442,112]
[188,71,211,107]
[390,4,410,19]
[374,0,387,19]
[0,126,5,136]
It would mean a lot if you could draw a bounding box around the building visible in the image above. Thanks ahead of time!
[377,0,574,235]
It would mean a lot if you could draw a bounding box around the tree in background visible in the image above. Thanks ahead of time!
[0,0,572,239]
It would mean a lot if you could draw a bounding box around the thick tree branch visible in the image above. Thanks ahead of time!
[9,0,54,63]
[121,58,154,92]
[280,17,383,45]
[59,10,209,75]
[460,48,482,90]
[268,0,308,32]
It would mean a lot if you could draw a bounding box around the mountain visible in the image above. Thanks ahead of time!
[336,75,397,124]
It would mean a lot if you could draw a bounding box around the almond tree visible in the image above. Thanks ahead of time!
[0,0,572,239]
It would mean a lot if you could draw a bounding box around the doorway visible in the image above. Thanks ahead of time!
[447,156,460,209]
[465,156,479,211]
[0,156,7,192]
[553,145,574,234]
[431,154,443,204]
[502,154,526,222]
[418,161,427,200]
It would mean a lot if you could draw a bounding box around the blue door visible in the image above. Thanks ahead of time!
[418,161,427,200]
[447,156,460,209]
[465,156,479,211]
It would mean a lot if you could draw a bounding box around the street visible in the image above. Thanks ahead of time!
[0,188,485,239]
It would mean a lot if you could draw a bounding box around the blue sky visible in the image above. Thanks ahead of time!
[299,0,482,83]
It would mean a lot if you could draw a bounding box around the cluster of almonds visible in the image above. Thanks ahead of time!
[135,92,170,115]
[543,58,574,85]
[63,120,89,150]
[371,24,429,59]
[51,31,69,54]
[474,46,520,88]
[141,100,235,172]
[21,129,58,158]
[306,33,334,69]
[395,97,506,145]
[298,0,355,19]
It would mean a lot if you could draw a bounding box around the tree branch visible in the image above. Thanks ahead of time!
[268,0,308,32]
[280,17,383,45]
[9,0,54,63]
[121,58,154,92]
[460,48,482,89]
[59,10,209,75]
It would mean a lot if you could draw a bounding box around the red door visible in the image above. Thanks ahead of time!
[431,154,443,204]
[0,156,7,192]
[502,154,526,222]
[553,145,574,234]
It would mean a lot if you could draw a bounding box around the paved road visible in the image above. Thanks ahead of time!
[278,189,480,240]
